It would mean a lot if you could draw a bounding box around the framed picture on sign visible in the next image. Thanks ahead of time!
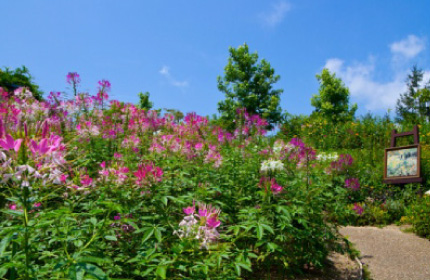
[384,144,421,184]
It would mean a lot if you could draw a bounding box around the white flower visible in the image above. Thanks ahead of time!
[261,159,284,173]
[424,190,430,196]
[316,152,338,162]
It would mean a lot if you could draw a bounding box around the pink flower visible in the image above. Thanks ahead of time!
[9,204,17,210]
[353,203,364,215]
[183,200,196,215]
[198,209,208,217]
[0,134,23,152]
[345,178,360,191]
[133,163,163,184]
[183,206,195,215]
[270,179,283,194]
[29,138,50,156]
[80,175,93,187]
[98,79,111,91]
[66,72,80,85]
[33,202,42,208]
[60,174,68,183]
[206,215,221,228]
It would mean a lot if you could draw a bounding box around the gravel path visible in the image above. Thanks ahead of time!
[340,225,430,280]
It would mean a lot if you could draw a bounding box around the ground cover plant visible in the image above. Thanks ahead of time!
[0,74,369,279]
[280,112,430,229]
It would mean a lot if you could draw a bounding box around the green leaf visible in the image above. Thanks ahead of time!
[140,267,155,277]
[236,262,252,272]
[142,228,154,243]
[234,263,241,276]
[78,256,112,265]
[78,263,107,280]
[105,235,118,241]
[257,224,264,240]
[155,265,167,279]
[0,233,13,257]
[160,196,168,206]
[1,210,23,217]
[261,223,274,235]
[154,228,162,242]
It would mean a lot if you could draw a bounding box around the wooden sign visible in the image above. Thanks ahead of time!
[383,125,422,184]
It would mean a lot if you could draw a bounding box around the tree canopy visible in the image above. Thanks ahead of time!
[0,66,43,100]
[311,68,356,123]
[396,65,430,123]
[217,43,283,130]
[137,91,153,111]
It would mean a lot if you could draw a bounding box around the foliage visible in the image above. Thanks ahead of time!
[396,65,430,124]
[2,67,429,279]
[0,66,43,100]
[0,76,361,279]
[138,91,153,111]
[311,68,357,123]
[406,195,430,239]
[217,43,283,130]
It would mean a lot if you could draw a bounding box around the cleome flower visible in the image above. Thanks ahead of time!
[345,178,360,191]
[260,159,284,173]
[175,202,222,249]
[353,203,364,215]
[316,152,338,162]
[0,134,23,153]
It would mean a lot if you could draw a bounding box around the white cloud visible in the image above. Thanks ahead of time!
[322,35,429,112]
[390,35,425,59]
[260,1,291,27]
[159,65,188,88]
[159,66,169,76]
[324,58,407,111]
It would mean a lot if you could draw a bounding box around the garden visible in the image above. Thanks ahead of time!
[0,47,430,280]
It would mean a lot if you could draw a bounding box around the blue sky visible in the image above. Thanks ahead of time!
[1,1,429,117]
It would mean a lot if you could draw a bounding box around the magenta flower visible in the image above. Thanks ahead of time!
[183,206,195,215]
[29,139,50,156]
[0,134,23,152]
[9,204,17,210]
[270,179,283,194]
[133,163,163,184]
[66,72,81,85]
[114,214,121,220]
[345,178,360,191]
[331,154,354,171]
[206,215,221,228]
[353,203,364,215]
[198,209,208,217]
[183,200,196,215]
[80,175,93,187]
[194,142,203,150]
[98,79,111,90]
[33,202,42,208]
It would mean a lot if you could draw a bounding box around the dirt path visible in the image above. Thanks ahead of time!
[340,225,430,280]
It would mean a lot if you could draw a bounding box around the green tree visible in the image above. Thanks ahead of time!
[0,66,43,100]
[137,91,153,110]
[311,68,357,123]
[396,65,429,123]
[163,108,184,123]
[217,43,283,130]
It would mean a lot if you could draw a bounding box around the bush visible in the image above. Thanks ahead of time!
[407,196,430,239]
